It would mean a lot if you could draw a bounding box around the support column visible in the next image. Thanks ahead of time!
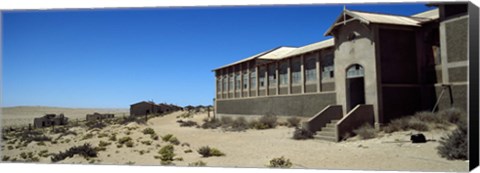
[316,51,321,92]
[276,61,279,95]
[233,65,236,98]
[227,68,230,98]
[247,62,250,97]
[300,55,305,94]
[240,64,243,98]
[265,64,269,95]
[288,58,292,95]
[256,66,259,97]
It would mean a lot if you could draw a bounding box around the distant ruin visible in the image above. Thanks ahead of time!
[33,114,68,128]
[130,101,183,116]
[86,112,115,121]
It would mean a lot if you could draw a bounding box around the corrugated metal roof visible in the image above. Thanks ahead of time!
[213,49,273,71]
[258,47,297,60]
[282,38,334,58]
[347,10,424,26]
[325,9,438,36]
[411,8,439,20]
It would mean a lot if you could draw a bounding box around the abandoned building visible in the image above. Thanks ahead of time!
[33,114,69,128]
[130,101,182,116]
[86,112,115,121]
[213,3,470,141]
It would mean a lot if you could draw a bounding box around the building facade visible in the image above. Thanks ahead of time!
[33,114,69,128]
[130,101,182,116]
[213,3,470,132]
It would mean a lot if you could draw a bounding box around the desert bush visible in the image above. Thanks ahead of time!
[178,120,198,127]
[7,146,14,150]
[38,150,50,157]
[150,134,159,140]
[437,108,465,125]
[408,118,429,131]
[188,160,207,166]
[201,118,222,129]
[228,117,249,132]
[161,134,174,142]
[220,116,234,127]
[85,121,106,130]
[2,156,10,161]
[250,114,278,130]
[82,133,94,140]
[118,136,132,145]
[98,141,111,147]
[181,142,190,147]
[157,144,175,165]
[141,140,152,145]
[268,156,292,168]
[292,127,314,140]
[184,149,193,153]
[168,137,180,145]
[286,117,301,127]
[197,146,225,157]
[51,143,97,162]
[353,123,377,139]
[37,141,46,146]
[125,141,134,148]
[109,134,117,141]
[414,111,444,124]
[142,128,156,135]
[437,121,468,160]
[97,133,108,138]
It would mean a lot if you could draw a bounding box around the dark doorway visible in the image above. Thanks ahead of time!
[346,64,365,111]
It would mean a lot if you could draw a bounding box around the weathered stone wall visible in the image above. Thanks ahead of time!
[217,92,336,117]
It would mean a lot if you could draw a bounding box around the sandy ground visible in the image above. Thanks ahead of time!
[0,110,469,172]
[1,106,128,128]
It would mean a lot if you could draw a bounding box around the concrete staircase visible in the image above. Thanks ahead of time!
[315,119,339,142]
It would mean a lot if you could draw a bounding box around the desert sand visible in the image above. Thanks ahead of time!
[0,109,468,172]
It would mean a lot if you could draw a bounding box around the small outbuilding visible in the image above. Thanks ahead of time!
[130,101,182,116]
[33,114,68,128]
[86,112,115,121]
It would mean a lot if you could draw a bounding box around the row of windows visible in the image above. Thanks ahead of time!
[217,54,334,92]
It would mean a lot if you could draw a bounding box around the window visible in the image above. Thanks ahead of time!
[229,74,234,90]
[223,75,228,91]
[321,53,334,79]
[250,68,256,88]
[305,55,317,82]
[268,64,276,86]
[291,58,301,84]
[279,61,288,86]
[217,77,222,92]
[243,72,249,89]
[346,64,364,78]
[259,66,266,88]
[235,73,241,90]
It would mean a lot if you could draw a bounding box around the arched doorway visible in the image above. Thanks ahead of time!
[346,64,365,111]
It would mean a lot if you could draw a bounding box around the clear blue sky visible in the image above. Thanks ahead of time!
[2,3,435,108]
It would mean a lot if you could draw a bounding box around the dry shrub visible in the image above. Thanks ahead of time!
[201,118,222,129]
[292,127,314,140]
[437,108,465,125]
[197,146,225,157]
[437,121,468,160]
[286,117,301,127]
[268,156,292,168]
[250,115,278,130]
[178,120,198,127]
[230,117,249,131]
[157,144,175,165]
[353,123,376,139]
[51,143,97,162]
[189,160,207,166]
[142,128,155,135]
[220,116,233,127]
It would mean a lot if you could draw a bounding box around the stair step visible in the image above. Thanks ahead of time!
[321,126,336,132]
[325,123,336,128]
[330,120,339,123]
[317,131,336,137]
[316,135,337,142]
